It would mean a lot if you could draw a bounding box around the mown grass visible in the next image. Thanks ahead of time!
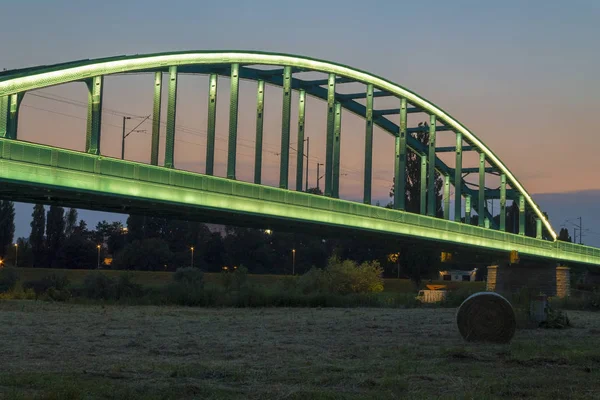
[11,267,485,293]
[0,302,599,399]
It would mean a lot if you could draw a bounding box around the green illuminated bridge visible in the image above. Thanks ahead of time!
[0,51,598,266]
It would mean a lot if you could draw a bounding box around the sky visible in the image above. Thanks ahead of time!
[1,0,599,245]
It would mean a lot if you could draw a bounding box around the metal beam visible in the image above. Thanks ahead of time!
[420,154,427,215]
[373,107,420,116]
[536,219,542,239]
[0,96,8,138]
[364,84,373,205]
[295,89,306,191]
[164,66,177,168]
[454,132,462,222]
[465,195,471,224]
[280,66,292,189]
[85,76,103,155]
[254,80,264,184]
[227,64,239,179]
[478,152,486,227]
[500,174,506,231]
[206,73,218,175]
[462,167,496,174]
[339,91,392,100]
[332,102,342,198]
[324,73,335,196]
[5,93,23,140]
[519,195,525,236]
[436,145,474,153]
[427,115,437,216]
[443,175,450,220]
[150,72,162,166]
[396,98,407,210]
[304,76,353,86]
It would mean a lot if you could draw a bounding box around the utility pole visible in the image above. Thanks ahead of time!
[121,116,131,159]
[572,217,584,245]
[305,137,310,192]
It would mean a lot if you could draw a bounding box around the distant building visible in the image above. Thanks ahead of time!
[439,269,477,282]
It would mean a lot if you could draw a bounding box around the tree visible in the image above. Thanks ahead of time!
[64,208,78,238]
[306,187,323,195]
[46,205,65,267]
[389,124,443,216]
[54,235,97,269]
[0,201,15,259]
[112,238,173,270]
[30,204,46,268]
[558,228,572,242]
[126,214,145,242]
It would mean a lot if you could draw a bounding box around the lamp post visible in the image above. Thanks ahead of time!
[316,163,324,191]
[14,243,18,267]
[292,248,296,275]
[96,245,101,269]
[190,246,194,268]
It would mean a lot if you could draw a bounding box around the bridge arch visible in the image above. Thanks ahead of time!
[0,50,556,240]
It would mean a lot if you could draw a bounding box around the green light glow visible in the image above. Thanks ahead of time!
[0,139,598,265]
[0,50,556,239]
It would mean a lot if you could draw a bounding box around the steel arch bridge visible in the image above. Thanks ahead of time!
[0,50,598,265]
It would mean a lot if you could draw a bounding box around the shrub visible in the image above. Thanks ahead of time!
[443,287,480,307]
[297,257,384,295]
[22,273,71,300]
[173,267,204,287]
[83,272,116,300]
[220,265,249,291]
[0,267,18,292]
[115,273,144,299]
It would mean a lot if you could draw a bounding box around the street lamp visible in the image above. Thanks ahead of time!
[316,163,325,191]
[14,243,18,267]
[190,246,194,268]
[292,248,296,276]
[96,244,101,269]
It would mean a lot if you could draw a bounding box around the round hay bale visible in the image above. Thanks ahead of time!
[456,292,516,343]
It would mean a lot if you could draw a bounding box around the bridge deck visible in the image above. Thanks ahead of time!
[0,138,599,266]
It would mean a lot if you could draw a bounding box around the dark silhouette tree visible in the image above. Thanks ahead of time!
[0,200,15,259]
[126,214,145,242]
[30,204,46,268]
[46,205,65,267]
[558,228,572,242]
[64,208,78,238]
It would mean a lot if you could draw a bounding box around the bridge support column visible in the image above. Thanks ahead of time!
[536,218,542,239]
[0,96,8,138]
[488,263,570,298]
[519,195,525,236]
[164,66,178,168]
[465,194,471,224]
[427,115,437,216]
[6,93,23,140]
[443,175,450,219]
[478,152,486,227]
[454,131,462,222]
[295,89,306,191]
[280,66,292,189]
[395,98,407,210]
[207,74,218,176]
[364,84,373,204]
[420,154,427,215]
[332,102,342,198]
[324,73,335,197]
[254,80,264,184]
[86,76,103,155]
[227,64,240,179]
[500,174,506,231]
[150,72,162,166]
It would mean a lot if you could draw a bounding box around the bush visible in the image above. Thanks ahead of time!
[173,267,204,287]
[22,273,71,300]
[443,287,480,307]
[115,273,144,299]
[220,266,248,291]
[0,267,18,292]
[83,272,116,300]
[297,257,384,295]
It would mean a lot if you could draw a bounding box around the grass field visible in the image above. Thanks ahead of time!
[11,267,486,293]
[0,301,599,399]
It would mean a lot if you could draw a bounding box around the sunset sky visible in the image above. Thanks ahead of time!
[2,0,599,245]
